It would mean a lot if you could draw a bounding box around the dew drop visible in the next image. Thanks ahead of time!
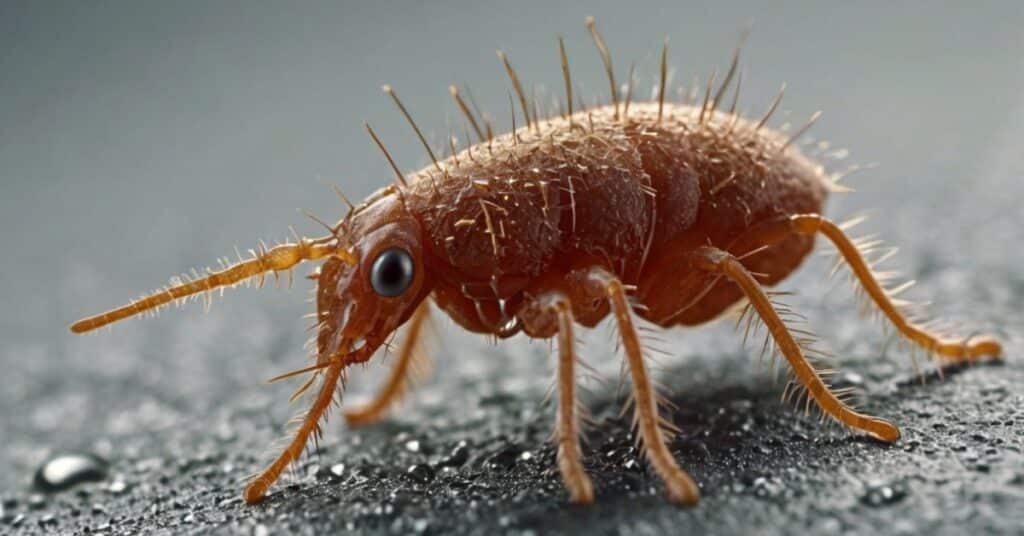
[439,442,470,467]
[107,479,128,495]
[860,481,908,507]
[487,446,520,471]
[27,494,46,509]
[406,464,435,484]
[33,453,108,493]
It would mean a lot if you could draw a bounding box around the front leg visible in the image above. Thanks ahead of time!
[344,303,431,427]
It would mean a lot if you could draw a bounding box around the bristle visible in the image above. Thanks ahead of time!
[299,209,335,236]
[382,85,443,175]
[508,92,519,145]
[584,16,619,120]
[363,121,408,187]
[623,62,636,119]
[725,70,744,134]
[698,70,718,125]
[658,38,669,122]
[449,85,486,143]
[558,36,574,122]
[755,83,786,131]
[330,184,356,214]
[497,50,534,132]
[711,27,749,109]
[447,131,460,166]
[781,111,823,151]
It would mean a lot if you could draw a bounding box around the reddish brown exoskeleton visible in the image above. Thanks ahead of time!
[71,18,1001,505]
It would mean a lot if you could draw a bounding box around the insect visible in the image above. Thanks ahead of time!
[71,18,1002,506]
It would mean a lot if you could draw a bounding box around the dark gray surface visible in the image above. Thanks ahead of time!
[2,2,1023,534]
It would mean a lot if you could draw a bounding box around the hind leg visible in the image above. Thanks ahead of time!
[735,214,1002,363]
[691,246,901,442]
[344,304,431,427]
[585,267,700,505]
[789,214,1001,362]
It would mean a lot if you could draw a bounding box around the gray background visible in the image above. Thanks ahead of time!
[2,1,1023,534]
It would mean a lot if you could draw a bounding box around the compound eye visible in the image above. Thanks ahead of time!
[369,247,414,298]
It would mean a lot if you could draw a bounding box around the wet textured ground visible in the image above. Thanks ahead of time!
[2,2,1023,535]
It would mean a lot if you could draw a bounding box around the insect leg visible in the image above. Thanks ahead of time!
[690,246,901,443]
[586,267,700,506]
[244,358,345,504]
[788,214,1002,363]
[344,303,432,427]
[547,292,595,504]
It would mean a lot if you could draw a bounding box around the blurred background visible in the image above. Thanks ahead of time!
[1,1,1022,533]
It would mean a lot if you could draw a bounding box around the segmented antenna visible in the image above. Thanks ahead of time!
[449,85,486,143]
[382,85,443,174]
[364,122,408,187]
[497,51,534,132]
[585,16,619,120]
[70,237,351,333]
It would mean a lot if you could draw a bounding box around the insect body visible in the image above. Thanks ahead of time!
[71,19,1001,506]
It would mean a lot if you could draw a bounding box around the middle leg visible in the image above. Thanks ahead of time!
[585,267,701,506]
[520,291,594,503]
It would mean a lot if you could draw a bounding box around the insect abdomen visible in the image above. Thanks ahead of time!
[412,104,827,314]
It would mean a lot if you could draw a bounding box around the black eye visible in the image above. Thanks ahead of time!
[370,247,414,298]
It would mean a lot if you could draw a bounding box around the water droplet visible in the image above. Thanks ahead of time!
[107,479,128,495]
[751,476,784,498]
[33,453,108,493]
[406,464,435,484]
[487,446,520,471]
[834,371,864,388]
[439,442,470,467]
[860,481,908,507]
[623,459,644,473]
[27,494,46,509]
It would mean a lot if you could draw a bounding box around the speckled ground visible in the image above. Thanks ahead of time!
[2,191,1022,535]
[2,2,1023,535]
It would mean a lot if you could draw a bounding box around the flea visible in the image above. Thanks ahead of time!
[71,18,1001,505]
